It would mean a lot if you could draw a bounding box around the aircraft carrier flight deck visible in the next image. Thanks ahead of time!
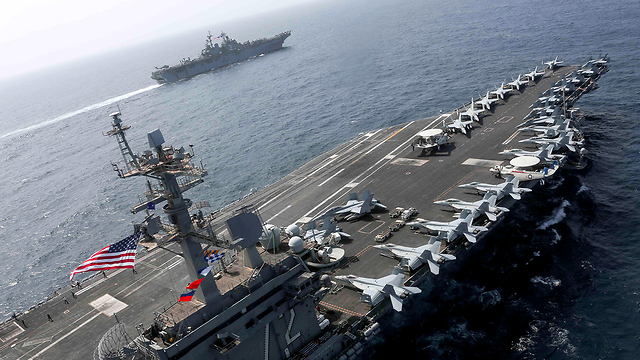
[0,62,607,360]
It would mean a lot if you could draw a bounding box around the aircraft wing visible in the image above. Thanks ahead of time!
[361,288,385,307]
[425,223,453,232]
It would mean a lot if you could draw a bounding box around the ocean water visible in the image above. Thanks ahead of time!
[1,0,639,358]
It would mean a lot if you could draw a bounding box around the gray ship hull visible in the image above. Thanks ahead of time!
[152,34,290,84]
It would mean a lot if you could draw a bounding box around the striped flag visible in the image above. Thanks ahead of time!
[69,232,141,281]
[179,291,195,302]
[198,265,214,276]
[186,278,204,290]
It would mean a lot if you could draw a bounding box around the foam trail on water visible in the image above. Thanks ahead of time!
[0,84,163,140]
[538,200,570,230]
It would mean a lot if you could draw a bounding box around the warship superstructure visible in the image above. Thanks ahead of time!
[151,31,291,84]
[0,57,609,360]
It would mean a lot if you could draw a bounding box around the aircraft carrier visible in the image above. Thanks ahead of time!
[0,57,608,360]
[151,31,291,84]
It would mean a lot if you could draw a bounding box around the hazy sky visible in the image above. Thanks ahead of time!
[1,0,313,79]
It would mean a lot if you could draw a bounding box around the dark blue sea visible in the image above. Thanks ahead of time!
[1,0,639,358]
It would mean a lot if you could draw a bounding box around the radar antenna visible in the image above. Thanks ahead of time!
[106,114,221,304]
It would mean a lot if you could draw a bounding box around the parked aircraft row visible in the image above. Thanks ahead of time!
[331,55,610,312]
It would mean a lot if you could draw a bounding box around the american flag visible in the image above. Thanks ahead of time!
[69,232,141,281]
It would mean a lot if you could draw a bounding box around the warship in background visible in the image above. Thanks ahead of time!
[151,31,291,84]
[0,56,609,360]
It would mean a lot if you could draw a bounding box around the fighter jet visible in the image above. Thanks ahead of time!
[434,191,509,221]
[304,217,350,245]
[374,241,456,274]
[589,54,609,67]
[335,268,422,312]
[445,113,474,135]
[519,131,582,152]
[499,144,562,162]
[490,82,512,100]
[544,56,564,70]
[459,175,532,200]
[460,99,483,122]
[519,119,573,138]
[322,189,387,221]
[407,210,488,243]
[475,91,499,111]
[524,66,545,82]
[507,75,528,91]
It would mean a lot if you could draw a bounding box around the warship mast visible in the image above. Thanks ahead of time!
[106,113,221,304]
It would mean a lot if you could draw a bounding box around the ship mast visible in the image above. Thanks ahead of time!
[106,114,221,304]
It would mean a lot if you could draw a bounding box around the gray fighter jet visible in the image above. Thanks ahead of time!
[490,82,512,100]
[434,191,509,221]
[406,210,488,243]
[374,241,456,273]
[544,56,564,70]
[507,74,528,91]
[460,98,483,122]
[499,144,561,162]
[304,217,350,245]
[475,91,499,111]
[459,175,532,200]
[524,66,545,82]
[322,189,387,221]
[445,113,474,135]
[335,268,422,312]
[519,131,582,152]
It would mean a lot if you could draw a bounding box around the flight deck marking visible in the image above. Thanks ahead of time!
[90,294,127,317]
[266,205,292,223]
[21,337,52,348]
[319,302,363,317]
[349,126,407,165]
[257,129,384,212]
[357,221,385,234]
[301,114,450,222]
[25,311,101,360]
[461,158,503,167]
[502,131,520,145]
[317,169,345,187]
[115,256,182,296]
[0,322,24,343]
[390,158,429,166]
[494,116,514,124]
[434,169,483,201]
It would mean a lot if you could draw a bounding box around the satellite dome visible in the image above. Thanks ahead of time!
[260,224,281,250]
[285,224,300,237]
[289,236,304,253]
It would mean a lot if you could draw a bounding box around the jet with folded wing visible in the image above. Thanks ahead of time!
[434,191,509,221]
[304,217,351,245]
[322,189,387,221]
[406,210,488,243]
[335,268,421,312]
[475,91,499,111]
[459,175,532,200]
[507,74,528,91]
[518,119,573,138]
[374,241,456,273]
[490,82,512,100]
[544,56,564,70]
[524,66,545,82]
[445,113,474,135]
[519,131,582,152]
[499,144,562,162]
[460,99,483,122]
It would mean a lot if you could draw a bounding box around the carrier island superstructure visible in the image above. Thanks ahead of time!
[151,31,291,84]
[0,57,609,360]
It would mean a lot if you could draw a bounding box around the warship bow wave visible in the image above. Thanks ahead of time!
[151,31,291,84]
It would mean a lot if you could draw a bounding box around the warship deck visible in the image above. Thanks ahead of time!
[0,66,578,359]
